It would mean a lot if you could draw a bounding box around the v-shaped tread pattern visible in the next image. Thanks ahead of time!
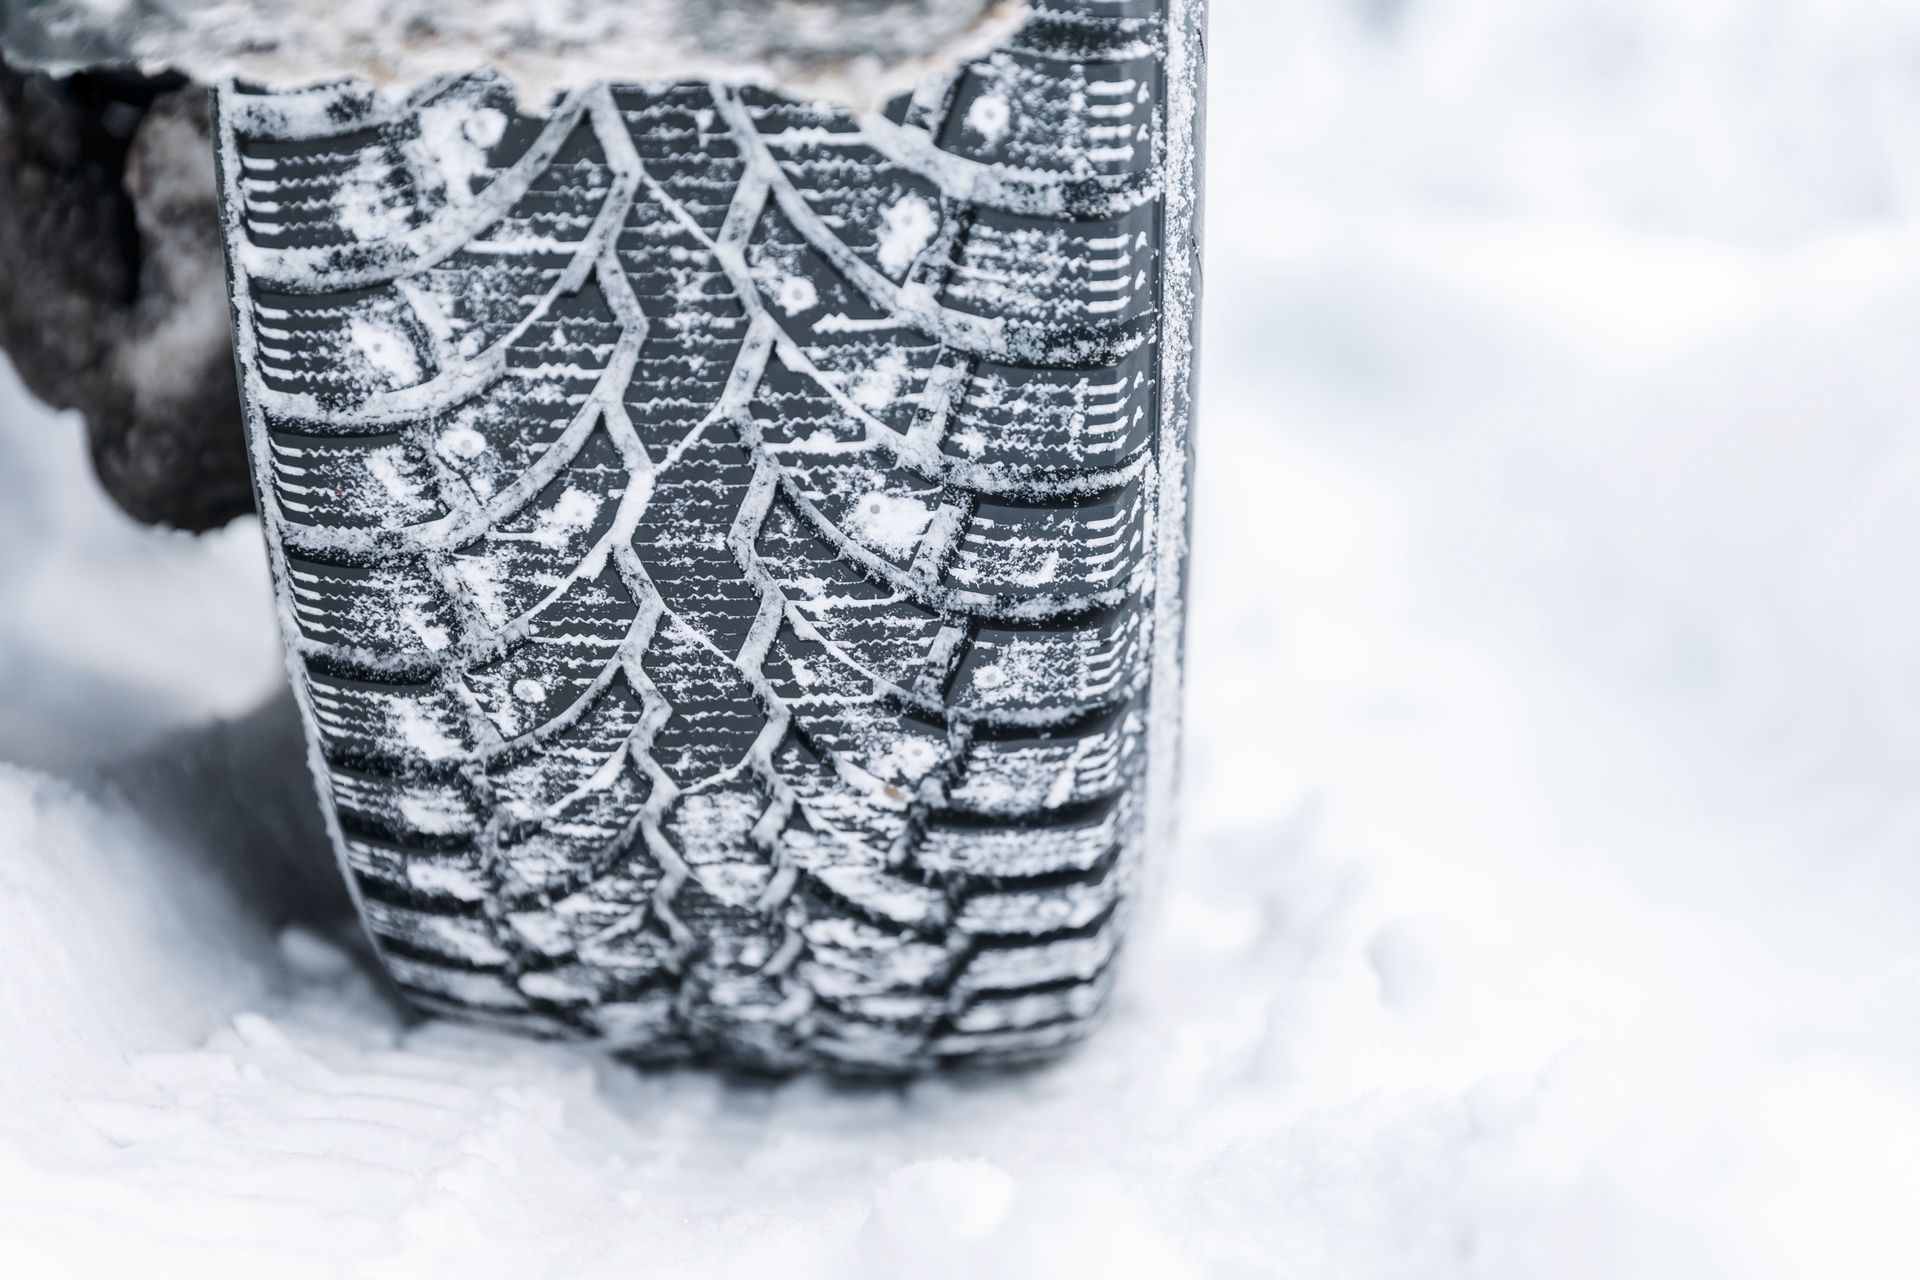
[218,0,1202,1072]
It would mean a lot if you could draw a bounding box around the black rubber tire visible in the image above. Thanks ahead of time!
[214,0,1204,1072]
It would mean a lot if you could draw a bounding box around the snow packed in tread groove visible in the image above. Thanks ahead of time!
[215,0,1202,1070]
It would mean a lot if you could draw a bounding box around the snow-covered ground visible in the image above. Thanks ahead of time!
[7,0,1920,1274]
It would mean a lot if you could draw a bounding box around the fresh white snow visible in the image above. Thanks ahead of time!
[848,488,937,558]
[963,93,1012,147]
[877,193,941,276]
[6,0,1920,1275]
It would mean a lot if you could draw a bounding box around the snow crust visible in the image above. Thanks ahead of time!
[0,0,1027,110]
[9,0,1920,1274]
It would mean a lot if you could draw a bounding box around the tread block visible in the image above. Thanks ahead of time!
[252,285,437,407]
[951,973,1112,1033]
[949,608,1149,718]
[772,733,913,853]
[447,426,631,630]
[945,346,1157,473]
[748,101,948,286]
[763,623,953,790]
[939,51,1161,179]
[931,1018,1093,1063]
[957,874,1118,936]
[755,500,950,686]
[364,900,512,967]
[943,481,1150,604]
[236,129,417,251]
[641,617,769,787]
[916,796,1126,881]
[342,832,486,906]
[950,701,1144,813]
[942,205,1160,331]
[220,0,1191,1071]
[305,669,470,767]
[629,431,763,652]
[461,563,639,740]
[802,850,951,931]
[668,787,773,908]
[957,929,1120,993]
[328,763,480,845]
[271,431,448,531]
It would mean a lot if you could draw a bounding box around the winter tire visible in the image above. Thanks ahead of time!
[214,0,1204,1071]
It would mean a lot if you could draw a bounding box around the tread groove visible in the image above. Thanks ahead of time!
[217,0,1201,1072]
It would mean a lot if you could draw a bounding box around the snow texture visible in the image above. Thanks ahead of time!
[0,0,1027,110]
[7,0,1920,1272]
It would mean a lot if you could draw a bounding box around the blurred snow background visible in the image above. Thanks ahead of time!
[6,0,1920,1274]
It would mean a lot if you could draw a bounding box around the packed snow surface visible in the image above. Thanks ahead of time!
[0,0,1026,109]
[7,0,1920,1274]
